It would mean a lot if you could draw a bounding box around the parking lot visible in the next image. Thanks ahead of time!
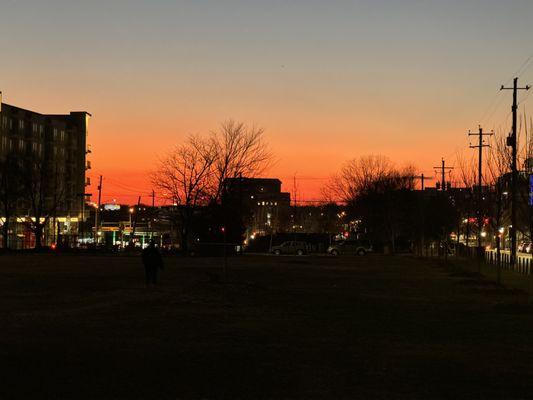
[1,253,533,399]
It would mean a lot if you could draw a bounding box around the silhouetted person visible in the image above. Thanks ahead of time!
[142,240,164,286]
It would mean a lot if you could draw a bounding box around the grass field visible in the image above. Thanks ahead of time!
[1,253,533,399]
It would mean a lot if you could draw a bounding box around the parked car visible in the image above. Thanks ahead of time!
[327,240,373,256]
[271,241,307,255]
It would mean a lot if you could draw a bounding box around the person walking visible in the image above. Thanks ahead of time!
[142,240,164,286]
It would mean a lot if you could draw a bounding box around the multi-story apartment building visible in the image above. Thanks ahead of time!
[222,177,291,240]
[0,92,90,248]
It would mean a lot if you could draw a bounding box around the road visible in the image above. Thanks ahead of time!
[1,253,533,399]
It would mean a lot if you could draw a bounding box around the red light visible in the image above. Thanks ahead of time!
[343,231,349,238]
[51,243,57,250]
[221,227,225,233]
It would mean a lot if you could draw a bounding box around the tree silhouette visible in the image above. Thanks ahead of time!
[0,152,22,249]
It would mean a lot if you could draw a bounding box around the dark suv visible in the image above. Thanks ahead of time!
[271,241,307,255]
[327,240,372,256]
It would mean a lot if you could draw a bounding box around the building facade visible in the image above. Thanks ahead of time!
[0,92,90,248]
[223,177,291,240]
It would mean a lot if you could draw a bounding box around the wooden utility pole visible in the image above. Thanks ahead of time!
[501,78,530,267]
[411,174,433,257]
[468,126,493,270]
[433,159,454,191]
[150,189,155,240]
[412,174,434,190]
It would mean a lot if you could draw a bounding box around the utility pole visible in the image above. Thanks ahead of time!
[95,175,102,245]
[150,189,155,240]
[433,159,453,260]
[433,159,454,191]
[501,78,530,267]
[412,174,434,191]
[130,196,141,247]
[468,126,493,269]
[411,174,434,257]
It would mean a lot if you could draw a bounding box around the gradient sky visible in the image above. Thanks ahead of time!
[1,0,533,204]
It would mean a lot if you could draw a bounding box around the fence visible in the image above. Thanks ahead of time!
[485,249,533,275]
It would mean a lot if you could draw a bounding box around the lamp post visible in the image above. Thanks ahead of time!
[129,207,134,245]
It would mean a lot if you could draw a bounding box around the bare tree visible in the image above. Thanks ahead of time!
[322,155,395,203]
[0,152,22,249]
[152,135,216,253]
[23,156,65,249]
[209,120,272,201]
[322,155,420,253]
[486,132,511,283]
[455,151,477,250]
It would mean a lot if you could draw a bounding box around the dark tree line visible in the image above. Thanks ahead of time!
[323,155,458,254]
[0,150,65,250]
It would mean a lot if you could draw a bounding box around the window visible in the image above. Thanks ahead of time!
[60,130,65,141]
[18,120,24,131]
[53,128,58,140]
[32,123,38,133]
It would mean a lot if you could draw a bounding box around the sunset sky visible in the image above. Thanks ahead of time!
[1,0,533,204]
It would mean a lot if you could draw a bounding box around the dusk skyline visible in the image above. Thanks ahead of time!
[2,0,533,203]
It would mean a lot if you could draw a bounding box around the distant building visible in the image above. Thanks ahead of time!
[289,204,345,235]
[92,203,173,249]
[222,177,291,239]
[0,92,90,248]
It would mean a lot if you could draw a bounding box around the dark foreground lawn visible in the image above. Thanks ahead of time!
[1,253,533,399]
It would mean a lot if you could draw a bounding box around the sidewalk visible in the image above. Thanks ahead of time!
[437,254,533,295]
